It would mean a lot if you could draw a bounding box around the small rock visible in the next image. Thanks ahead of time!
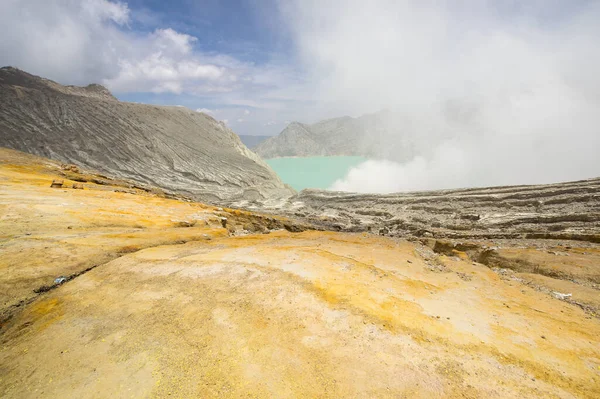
[552,292,572,300]
[50,179,64,188]
[72,183,84,189]
[61,164,80,173]
[54,276,67,285]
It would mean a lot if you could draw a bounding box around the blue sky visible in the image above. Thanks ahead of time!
[125,0,290,62]
[118,0,304,135]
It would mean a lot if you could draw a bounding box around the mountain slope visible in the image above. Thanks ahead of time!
[253,122,329,158]
[254,112,413,159]
[0,67,294,202]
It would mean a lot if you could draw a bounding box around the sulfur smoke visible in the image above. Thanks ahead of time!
[280,0,600,193]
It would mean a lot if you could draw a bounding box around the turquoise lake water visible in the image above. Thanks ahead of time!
[266,156,367,191]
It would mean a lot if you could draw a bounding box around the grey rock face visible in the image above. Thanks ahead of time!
[255,178,600,242]
[0,67,294,203]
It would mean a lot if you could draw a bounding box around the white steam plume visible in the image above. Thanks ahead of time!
[280,0,600,193]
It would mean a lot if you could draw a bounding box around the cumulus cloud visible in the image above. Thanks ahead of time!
[280,0,600,192]
[0,0,282,100]
[0,0,130,84]
[196,108,214,115]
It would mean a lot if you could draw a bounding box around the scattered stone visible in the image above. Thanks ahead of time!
[552,292,572,300]
[54,276,67,285]
[61,164,80,173]
[50,179,64,188]
[72,183,84,189]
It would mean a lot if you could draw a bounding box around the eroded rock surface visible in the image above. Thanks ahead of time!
[0,67,294,203]
[1,148,599,398]
[259,178,600,243]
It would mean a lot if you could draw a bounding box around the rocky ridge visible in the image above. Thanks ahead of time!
[257,178,600,243]
[0,67,294,203]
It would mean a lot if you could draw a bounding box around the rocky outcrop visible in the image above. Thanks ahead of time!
[255,177,600,242]
[0,67,294,203]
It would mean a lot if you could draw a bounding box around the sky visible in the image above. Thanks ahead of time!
[1,0,599,192]
[0,0,308,136]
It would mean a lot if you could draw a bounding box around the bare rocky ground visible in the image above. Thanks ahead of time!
[266,180,600,242]
[1,147,600,398]
[243,179,600,319]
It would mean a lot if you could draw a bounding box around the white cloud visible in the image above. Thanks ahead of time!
[244,109,251,115]
[196,108,214,115]
[0,0,282,99]
[107,48,224,93]
[285,0,600,191]
[264,121,277,126]
[237,118,244,123]
[152,28,195,54]
[0,0,131,84]
[82,0,129,25]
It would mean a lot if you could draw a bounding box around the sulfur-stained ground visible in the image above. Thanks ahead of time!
[1,148,599,398]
